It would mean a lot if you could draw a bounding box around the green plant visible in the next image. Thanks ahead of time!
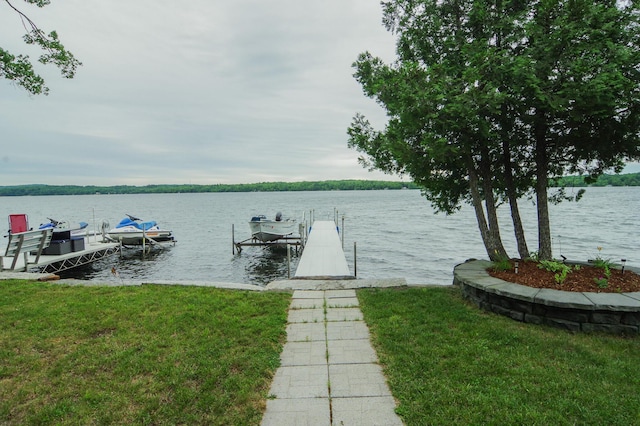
[537,259,565,273]
[591,247,613,288]
[592,247,615,269]
[594,276,609,288]
[537,260,573,284]
[554,268,570,284]
[593,257,614,269]
[491,256,512,272]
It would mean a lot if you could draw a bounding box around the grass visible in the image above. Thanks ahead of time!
[5,280,640,425]
[0,280,291,425]
[358,286,640,426]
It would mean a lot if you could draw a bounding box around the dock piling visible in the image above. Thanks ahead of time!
[354,241,357,277]
[287,244,291,278]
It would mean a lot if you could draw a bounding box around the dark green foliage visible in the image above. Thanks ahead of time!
[0,180,419,196]
[553,172,640,187]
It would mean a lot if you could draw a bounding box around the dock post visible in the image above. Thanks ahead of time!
[354,241,357,277]
[341,215,345,248]
[232,224,235,255]
[287,244,291,278]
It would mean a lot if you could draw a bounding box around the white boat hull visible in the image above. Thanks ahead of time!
[107,228,174,245]
[249,220,297,242]
[105,215,175,246]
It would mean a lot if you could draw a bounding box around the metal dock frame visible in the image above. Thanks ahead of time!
[38,242,122,274]
[232,223,306,254]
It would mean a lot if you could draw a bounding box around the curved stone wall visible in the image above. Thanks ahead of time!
[453,259,640,335]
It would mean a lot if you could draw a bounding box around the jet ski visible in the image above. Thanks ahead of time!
[105,214,175,245]
[39,217,89,238]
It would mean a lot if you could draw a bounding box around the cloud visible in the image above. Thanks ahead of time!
[0,0,398,185]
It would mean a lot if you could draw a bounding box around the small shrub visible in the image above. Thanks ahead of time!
[537,260,573,284]
[591,247,616,270]
[537,260,567,273]
[594,277,609,288]
[590,248,613,288]
[491,257,512,272]
[593,258,614,269]
[594,263,612,288]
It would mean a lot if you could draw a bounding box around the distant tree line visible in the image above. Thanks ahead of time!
[553,172,640,187]
[0,180,419,196]
[0,174,637,197]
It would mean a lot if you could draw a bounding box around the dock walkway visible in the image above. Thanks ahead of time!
[295,221,351,279]
[261,289,403,426]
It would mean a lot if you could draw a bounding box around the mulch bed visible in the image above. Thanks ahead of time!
[488,260,640,293]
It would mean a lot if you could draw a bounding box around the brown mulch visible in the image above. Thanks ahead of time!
[487,260,640,293]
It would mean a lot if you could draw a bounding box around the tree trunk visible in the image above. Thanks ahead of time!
[502,138,530,259]
[496,18,530,260]
[479,146,509,259]
[466,157,508,261]
[535,120,553,260]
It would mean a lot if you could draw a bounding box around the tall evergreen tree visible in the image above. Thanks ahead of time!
[349,0,640,261]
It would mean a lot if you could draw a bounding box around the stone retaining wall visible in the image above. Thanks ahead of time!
[453,260,640,335]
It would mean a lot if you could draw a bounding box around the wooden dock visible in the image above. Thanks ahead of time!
[294,220,352,279]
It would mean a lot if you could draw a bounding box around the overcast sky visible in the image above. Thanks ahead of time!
[0,0,402,186]
[2,1,638,187]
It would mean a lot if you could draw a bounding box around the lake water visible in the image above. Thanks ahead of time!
[1,187,637,286]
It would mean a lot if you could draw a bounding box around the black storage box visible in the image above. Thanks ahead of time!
[71,237,85,252]
[43,239,72,255]
[52,230,71,241]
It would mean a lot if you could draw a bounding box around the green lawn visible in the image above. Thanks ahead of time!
[0,281,291,425]
[4,281,639,425]
[358,286,640,425]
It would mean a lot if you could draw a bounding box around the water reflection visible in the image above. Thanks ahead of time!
[237,246,301,286]
[57,246,175,281]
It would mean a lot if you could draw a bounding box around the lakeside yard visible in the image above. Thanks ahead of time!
[0,281,291,425]
[1,281,639,425]
[359,287,640,425]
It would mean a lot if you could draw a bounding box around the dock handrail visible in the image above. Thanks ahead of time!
[1,228,53,271]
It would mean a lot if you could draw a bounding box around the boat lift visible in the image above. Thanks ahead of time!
[232,223,306,255]
[100,221,176,253]
[232,209,347,255]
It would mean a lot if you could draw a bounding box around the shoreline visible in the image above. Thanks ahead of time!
[0,271,440,291]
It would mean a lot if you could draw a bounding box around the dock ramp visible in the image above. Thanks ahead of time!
[294,221,352,279]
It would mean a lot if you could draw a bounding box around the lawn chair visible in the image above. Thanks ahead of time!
[8,214,29,234]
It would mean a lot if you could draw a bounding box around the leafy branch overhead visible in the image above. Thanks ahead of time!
[1,0,81,95]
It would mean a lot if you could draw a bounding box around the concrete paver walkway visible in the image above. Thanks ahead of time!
[261,289,403,426]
